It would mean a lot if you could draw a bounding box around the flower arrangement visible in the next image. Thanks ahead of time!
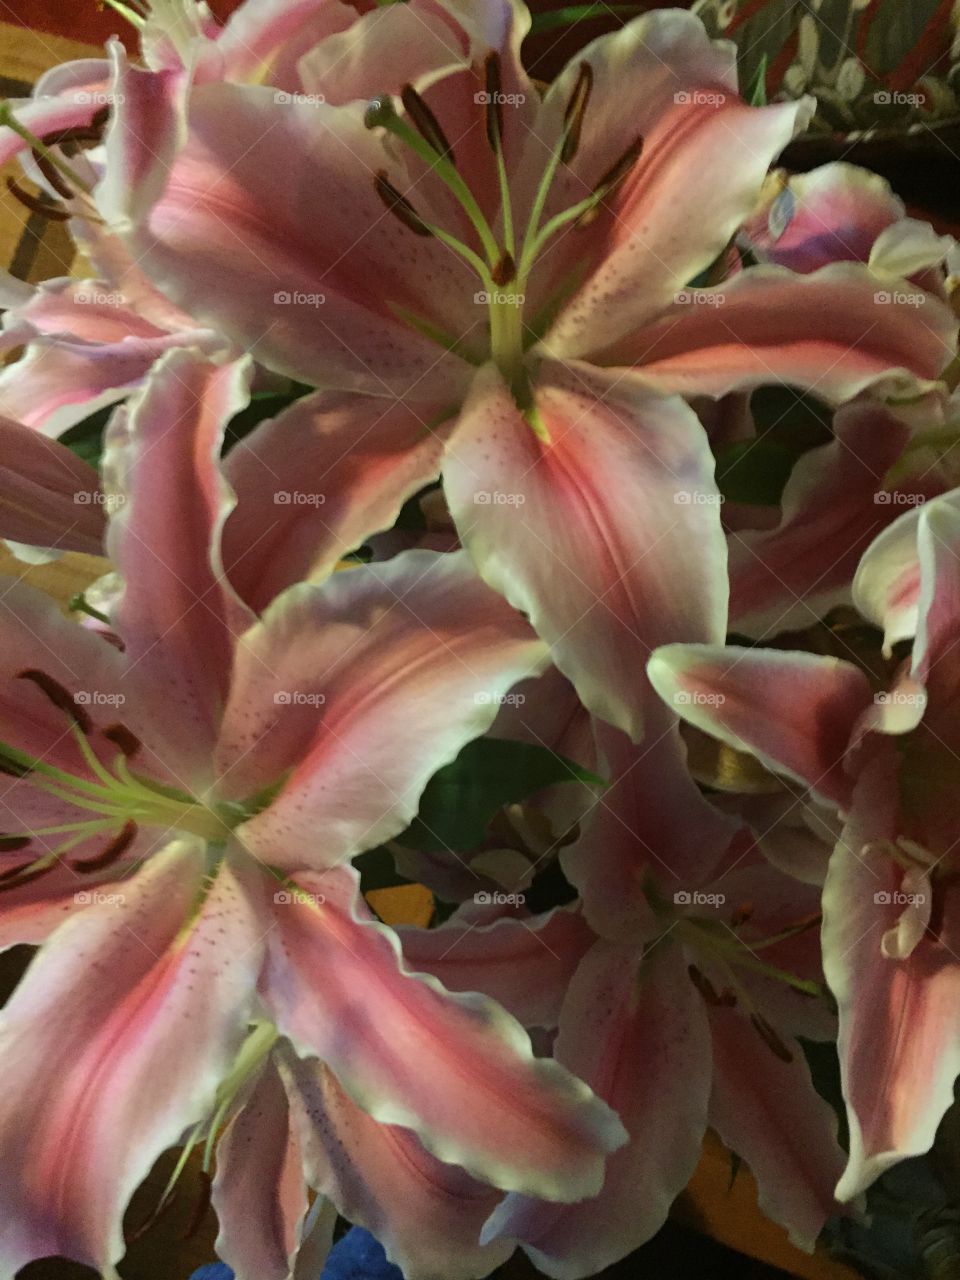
[0,2,957,1277]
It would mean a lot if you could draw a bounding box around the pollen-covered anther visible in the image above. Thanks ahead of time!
[73,819,138,872]
[730,902,754,928]
[400,84,454,162]
[17,668,93,733]
[750,1012,794,1064]
[561,62,594,164]
[374,171,433,237]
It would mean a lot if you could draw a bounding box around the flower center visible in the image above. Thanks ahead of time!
[364,58,643,399]
[0,669,247,891]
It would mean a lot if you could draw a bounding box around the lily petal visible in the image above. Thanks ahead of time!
[222,390,451,611]
[103,350,256,781]
[444,361,727,742]
[221,549,547,866]
[257,865,627,1201]
[729,400,919,637]
[279,1046,512,1280]
[212,1055,309,1280]
[708,1003,846,1249]
[0,840,263,1278]
[598,264,957,402]
[0,416,104,553]
[823,755,960,1199]
[397,906,595,1029]
[563,708,742,941]
[483,940,711,1279]
[648,644,873,807]
[104,67,475,399]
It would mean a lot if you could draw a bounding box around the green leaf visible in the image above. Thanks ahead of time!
[395,737,604,853]
[529,4,646,34]
[222,383,312,453]
[746,54,768,107]
[60,403,116,469]
[715,439,797,506]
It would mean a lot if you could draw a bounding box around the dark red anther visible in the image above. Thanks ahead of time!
[374,171,433,237]
[17,669,93,733]
[181,1171,213,1241]
[400,83,454,163]
[6,177,70,221]
[730,902,754,928]
[31,149,75,200]
[483,51,504,153]
[73,820,138,872]
[102,723,142,759]
[0,835,31,853]
[750,1013,794,1064]
[688,963,722,1005]
[561,62,593,163]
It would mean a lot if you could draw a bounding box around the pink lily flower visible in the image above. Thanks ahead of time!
[401,705,845,1277]
[648,492,960,1198]
[0,348,626,1278]
[100,3,957,740]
